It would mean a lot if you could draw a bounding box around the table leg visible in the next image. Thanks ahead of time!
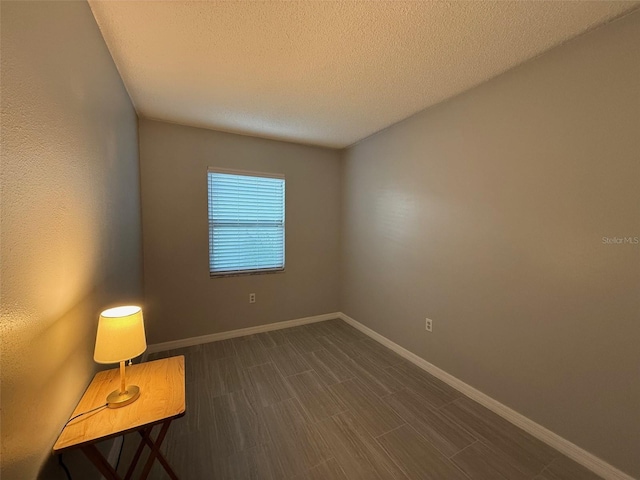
[124,426,152,480]
[139,420,173,480]
[81,444,121,480]
[138,427,180,480]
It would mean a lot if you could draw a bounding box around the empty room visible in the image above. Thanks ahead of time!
[1,1,639,479]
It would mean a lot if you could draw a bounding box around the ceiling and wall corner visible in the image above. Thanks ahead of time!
[87,0,639,148]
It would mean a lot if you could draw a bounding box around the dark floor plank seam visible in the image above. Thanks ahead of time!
[446,439,479,460]
[372,422,407,439]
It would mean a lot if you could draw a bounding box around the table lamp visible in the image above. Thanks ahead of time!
[94,306,147,408]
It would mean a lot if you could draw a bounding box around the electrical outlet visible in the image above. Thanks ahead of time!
[249,293,256,304]
[425,318,433,332]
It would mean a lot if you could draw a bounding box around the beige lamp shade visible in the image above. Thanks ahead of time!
[94,306,147,364]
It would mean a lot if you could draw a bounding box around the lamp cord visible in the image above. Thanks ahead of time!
[64,403,108,427]
[58,434,125,480]
[59,454,72,480]
[58,360,132,478]
[58,404,107,479]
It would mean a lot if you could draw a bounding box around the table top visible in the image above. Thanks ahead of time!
[53,356,185,452]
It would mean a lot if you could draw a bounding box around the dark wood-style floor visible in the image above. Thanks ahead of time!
[117,319,601,480]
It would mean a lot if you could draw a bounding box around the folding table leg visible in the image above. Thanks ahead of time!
[81,444,121,480]
[124,426,153,480]
[138,427,180,479]
[139,420,173,480]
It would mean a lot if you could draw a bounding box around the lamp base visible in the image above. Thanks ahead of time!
[106,385,140,408]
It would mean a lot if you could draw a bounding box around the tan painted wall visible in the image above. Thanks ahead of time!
[1,2,143,478]
[138,120,341,344]
[340,11,640,478]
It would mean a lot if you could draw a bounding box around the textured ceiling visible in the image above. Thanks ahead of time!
[88,1,638,148]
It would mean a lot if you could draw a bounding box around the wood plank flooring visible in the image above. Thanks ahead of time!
[116,319,601,480]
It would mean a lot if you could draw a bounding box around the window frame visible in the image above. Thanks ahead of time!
[207,167,286,278]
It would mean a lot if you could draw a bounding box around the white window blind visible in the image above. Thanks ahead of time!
[207,168,285,276]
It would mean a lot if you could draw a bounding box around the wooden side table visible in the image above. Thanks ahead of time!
[53,356,186,480]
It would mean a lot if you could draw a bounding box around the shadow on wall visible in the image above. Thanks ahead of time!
[1,285,141,480]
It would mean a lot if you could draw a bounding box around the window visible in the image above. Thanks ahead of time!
[207,168,285,276]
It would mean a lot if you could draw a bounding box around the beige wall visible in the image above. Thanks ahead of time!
[138,120,341,344]
[341,11,640,478]
[1,2,143,478]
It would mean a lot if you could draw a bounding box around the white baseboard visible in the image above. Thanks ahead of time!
[145,312,340,355]
[338,312,634,480]
[142,310,633,480]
